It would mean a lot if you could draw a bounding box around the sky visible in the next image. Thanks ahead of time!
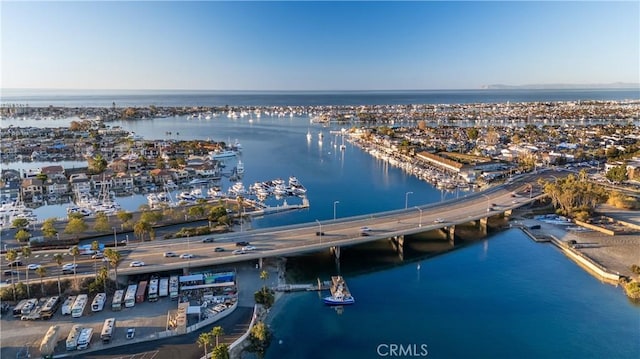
[1,1,639,91]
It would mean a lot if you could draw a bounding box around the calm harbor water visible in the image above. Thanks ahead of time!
[2,90,639,357]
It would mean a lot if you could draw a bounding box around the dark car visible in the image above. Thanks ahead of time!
[8,261,23,267]
[315,231,325,236]
[214,247,225,252]
[235,241,250,247]
[3,270,18,276]
[202,237,215,243]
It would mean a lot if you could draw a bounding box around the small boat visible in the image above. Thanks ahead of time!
[237,160,245,174]
[323,276,355,306]
[306,130,312,142]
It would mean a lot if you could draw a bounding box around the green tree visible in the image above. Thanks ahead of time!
[11,218,29,230]
[211,326,224,347]
[36,173,48,182]
[141,210,163,224]
[134,220,152,241]
[41,218,58,239]
[606,164,627,184]
[116,210,133,228]
[53,253,64,296]
[94,212,110,232]
[64,217,88,239]
[211,344,230,359]
[88,153,108,174]
[197,332,213,358]
[466,127,479,140]
[247,321,272,358]
[15,229,31,243]
[103,248,122,288]
[5,249,18,300]
[188,205,205,218]
[260,270,269,290]
[22,246,32,298]
[36,266,47,296]
[70,245,80,285]
[208,206,228,223]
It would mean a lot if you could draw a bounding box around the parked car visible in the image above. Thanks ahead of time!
[129,261,145,267]
[214,247,225,252]
[126,328,135,339]
[235,241,250,247]
[202,237,215,243]
[163,252,177,257]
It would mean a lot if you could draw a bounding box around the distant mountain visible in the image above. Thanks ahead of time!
[482,82,639,90]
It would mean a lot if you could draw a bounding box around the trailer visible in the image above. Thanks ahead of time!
[91,293,106,312]
[12,299,29,317]
[136,280,148,303]
[61,296,76,316]
[40,296,60,320]
[111,289,124,311]
[40,325,60,359]
[66,324,82,351]
[159,277,169,297]
[76,327,94,350]
[71,294,88,318]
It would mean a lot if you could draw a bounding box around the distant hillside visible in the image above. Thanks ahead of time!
[482,82,639,90]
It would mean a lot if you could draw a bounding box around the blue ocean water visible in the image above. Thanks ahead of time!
[266,230,640,359]
[2,89,639,358]
[1,88,638,107]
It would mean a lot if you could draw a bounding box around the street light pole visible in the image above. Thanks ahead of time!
[405,191,413,209]
[315,219,322,243]
[481,194,490,211]
[333,201,340,220]
[414,206,423,227]
[113,227,117,248]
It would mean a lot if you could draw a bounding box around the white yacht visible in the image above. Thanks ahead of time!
[228,182,247,195]
[237,160,244,174]
[209,150,236,160]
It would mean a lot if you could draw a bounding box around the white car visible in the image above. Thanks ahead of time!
[91,252,104,259]
[360,226,372,232]
[163,252,177,258]
[179,253,194,259]
[27,264,42,270]
[434,218,445,223]
[62,263,78,270]
[242,246,256,251]
[232,249,246,255]
[129,261,145,267]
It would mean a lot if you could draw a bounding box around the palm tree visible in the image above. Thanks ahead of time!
[70,245,80,285]
[5,249,18,301]
[36,266,47,296]
[211,326,224,347]
[22,246,31,298]
[103,248,122,289]
[91,240,100,276]
[97,266,109,293]
[260,270,269,290]
[53,253,63,296]
[211,343,230,359]
[134,220,152,242]
[197,332,213,358]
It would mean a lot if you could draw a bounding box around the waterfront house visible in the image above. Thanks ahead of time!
[0,180,20,202]
[21,178,44,201]
[149,169,176,185]
[69,174,92,194]
[41,165,66,180]
[112,173,135,192]
[44,178,69,197]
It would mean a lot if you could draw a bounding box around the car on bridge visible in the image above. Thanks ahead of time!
[164,252,178,257]
[8,261,23,267]
[27,264,42,270]
[360,226,372,232]
[434,218,445,223]
[129,261,145,267]
[202,237,215,243]
[232,249,246,255]
[214,247,225,252]
[179,253,194,259]
[242,246,256,251]
[91,252,104,259]
[235,241,250,247]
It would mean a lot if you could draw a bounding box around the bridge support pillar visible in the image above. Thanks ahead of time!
[477,217,488,236]
[447,225,457,246]
[388,235,405,260]
[331,246,341,261]
[182,267,189,275]
[258,257,264,269]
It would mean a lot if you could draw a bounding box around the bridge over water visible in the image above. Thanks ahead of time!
[114,171,551,277]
